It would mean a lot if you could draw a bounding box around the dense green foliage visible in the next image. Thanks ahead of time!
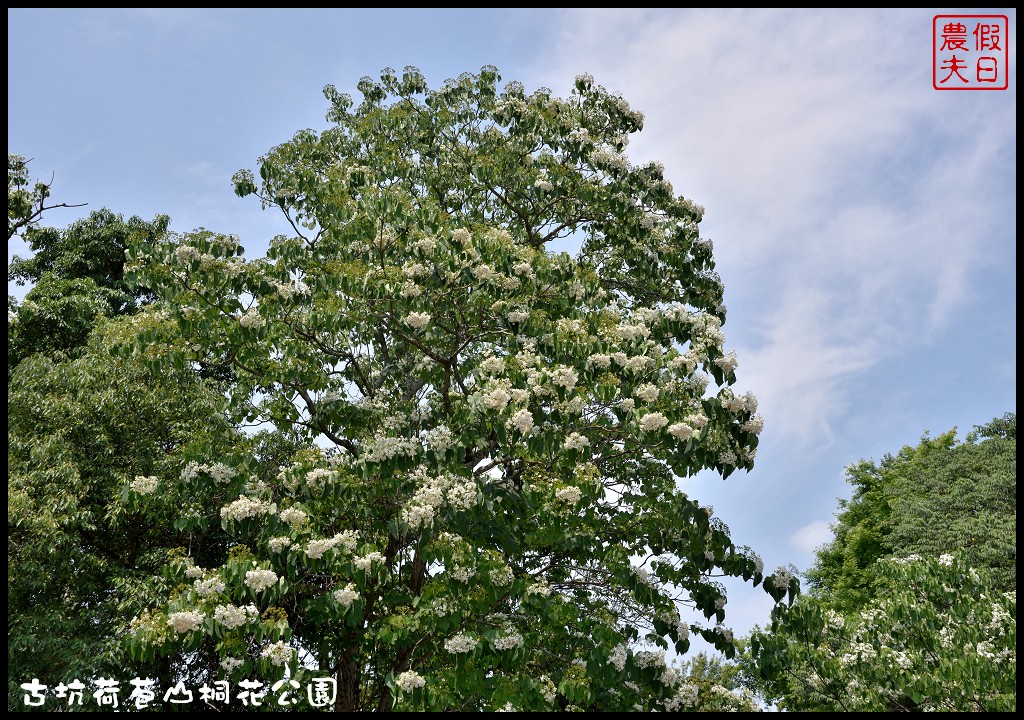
[747,415,1017,711]
[807,414,1016,611]
[117,66,784,711]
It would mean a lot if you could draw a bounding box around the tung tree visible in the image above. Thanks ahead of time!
[126,66,785,711]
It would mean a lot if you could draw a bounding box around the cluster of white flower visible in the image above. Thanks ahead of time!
[609,643,628,672]
[482,381,513,411]
[617,322,651,342]
[333,583,360,608]
[354,551,384,572]
[414,236,437,254]
[423,424,455,452]
[405,312,431,329]
[214,603,259,629]
[401,280,423,298]
[449,564,474,583]
[741,414,764,435]
[492,629,524,650]
[714,595,727,611]
[130,476,159,495]
[550,366,578,391]
[244,569,279,593]
[278,507,308,529]
[563,432,590,452]
[360,434,419,464]
[719,449,738,466]
[508,409,535,435]
[684,411,710,436]
[184,565,205,579]
[489,565,514,586]
[402,261,428,278]
[239,309,265,329]
[268,536,293,553]
[220,657,245,674]
[478,355,505,376]
[534,177,553,192]
[525,580,552,597]
[194,462,233,483]
[174,245,200,264]
[751,553,765,576]
[771,567,793,591]
[586,352,612,369]
[167,610,204,633]
[306,530,359,560]
[667,422,695,441]
[555,486,583,505]
[665,682,699,711]
[220,496,276,522]
[451,228,472,245]
[623,355,653,374]
[714,351,739,373]
[396,670,426,693]
[261,641,293,667]
[506,310,529,324]
[194,576,226,598]
[939,553,955,566]
[305,468,335,493]
[591,147,630,172]
[714,624,734,643]
[633,383,659,403]
[640,412,669,432]
[634,648,667,669]
[444,633,478,654]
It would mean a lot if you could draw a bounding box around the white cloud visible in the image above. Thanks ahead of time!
[790,519,833,556]
[531,9,1015,442]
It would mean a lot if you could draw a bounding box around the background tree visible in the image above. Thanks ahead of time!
[8,209,169,371]
[745,414,1017,711]
[8,152,85,241]
[125,66,786,712]
[749,554,1015,711]
[806,413,1016,611]
[7,311,242,710]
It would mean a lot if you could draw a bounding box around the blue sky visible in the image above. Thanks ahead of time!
[8,8,1016,644]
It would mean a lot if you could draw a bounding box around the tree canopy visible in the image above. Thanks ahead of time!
[112,66,785,712]
[746,414,1017,711]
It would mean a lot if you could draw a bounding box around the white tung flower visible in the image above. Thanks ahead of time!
[563,432,590,451]
[220,657,245,674]
[508,409,535,435]
[405,312,431,329]
[268,536,293,553]
[634,383,659,403]
[131,475,159,495]
[640,412,669,432]
[492,629,525,650]
[278,507,308,529]
[262,641,293,667]
[609,643,628,672]
[244,569,279,593]
[555,486,583,505]
[444,633,478,654]
[355,551,384,572]
[239,309,265,329]
[213,603,259,629]
[194,576,227,598]
[334,583,360,608]
[167,610,205,633]
[667,422,694,441]
[396,670,426,693]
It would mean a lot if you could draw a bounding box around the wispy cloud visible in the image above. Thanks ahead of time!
[531,9,1016,443]
[790,519,833,556]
